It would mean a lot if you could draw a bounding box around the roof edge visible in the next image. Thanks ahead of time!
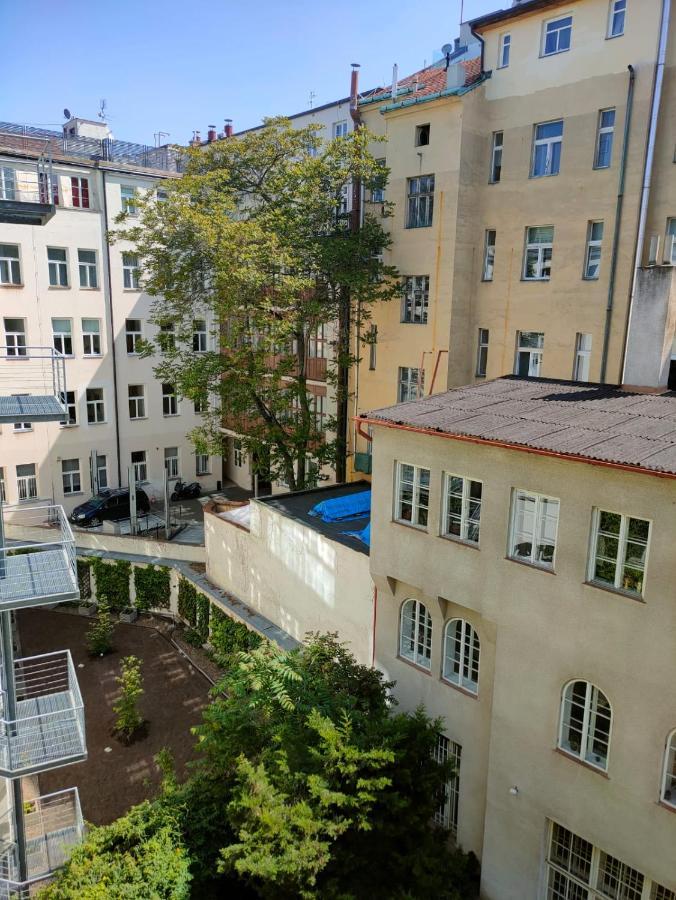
[470,0,572,31]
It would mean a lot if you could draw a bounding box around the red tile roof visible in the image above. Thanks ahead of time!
[365,57,482,106]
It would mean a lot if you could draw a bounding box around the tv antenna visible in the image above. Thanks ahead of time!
[98,99,107,121]
[308,90,316,108]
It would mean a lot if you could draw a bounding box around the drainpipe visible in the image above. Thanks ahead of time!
[600,65,635,383]
[370,586,378,668]
[620,0,671,384]
[101,169,123,485]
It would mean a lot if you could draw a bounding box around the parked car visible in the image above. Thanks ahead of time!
[70,488,151,527]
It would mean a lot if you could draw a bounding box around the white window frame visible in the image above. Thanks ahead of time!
[164,447,180,480]
[195,453,210,476]
[0,167,16,201]
[531,120,563,178]
[233,439,245,468]
[433,734,461,837]
[406,175,435,229]
[489,131,503,184]
[508,488,559,569]
[60,390,77,427]
[121,185,138,216]
[12,394,31,432]
[398,366,424,402]
[442,619,480,695]
[16,464,37,501]
[192,319,208,352]
[476,328,489,377]
[523,227,553,280]
[662,731,676,810]
[399,598,432,670]
[47,248,69,287]
[584,221,604,279]
[0,245,21,285]
[86,388,105,424]
[441,473,482,545]
[4,318,27,356]
[482,229,496,281]
[125,319,143,354]
[498,33,511,68]
[0,468,5,503]
[542,14,573,57]
[70,176,90,209]
[82,318,101,356]
[332,120,348,139]
[515,331,544,377]
[402,276,429,324]
[51,318,73,357]
[131,450,147,483]
[159,323,175,352]
[558,680,612,771]
[162,383,178,417]
[122,252,140,289]
[394,461,430,529]
[607,0,626,38]
[573,333,592,381]
[128,384,146,420]
[78,249,98,288]
[61,458,81,495]
[588,508,650,597]
[94,454,108,491]
[594,108,616,169]
[666,218,676,265]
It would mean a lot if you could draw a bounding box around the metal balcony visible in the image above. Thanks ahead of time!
[0,788,84,897]
[0,151,56,226]
[0,650,85,777]
[0,506,78,610]
[0,348,67,424]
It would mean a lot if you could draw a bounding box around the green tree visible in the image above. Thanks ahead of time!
[85,604,115,656]
[117,119,399,490]
[114,655,144,742]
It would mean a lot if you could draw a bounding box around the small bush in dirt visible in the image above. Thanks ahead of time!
[86,604,115,656]
[182,628,204,648]
[114,655,144,743]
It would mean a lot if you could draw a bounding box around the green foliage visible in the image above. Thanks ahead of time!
[92,559,131,612]
[196,593,210,642]
[209,607,262,661]
[39,800,191,899]
[85,604,115,657]
[177,578,197,627]
[77,558,92,600]
[134,565,171,611]
[114,656,144,742]
[182,628,204,648]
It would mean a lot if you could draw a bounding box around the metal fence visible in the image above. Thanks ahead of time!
[0,347,66,413]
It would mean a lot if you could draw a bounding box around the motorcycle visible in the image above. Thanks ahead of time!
[170,480,202,501]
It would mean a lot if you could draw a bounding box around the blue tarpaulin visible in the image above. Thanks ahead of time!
[343,522,371,547]
[308,490,371,523]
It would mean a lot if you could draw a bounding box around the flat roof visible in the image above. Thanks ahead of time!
[260,481,370,555]
[362,377,676,478]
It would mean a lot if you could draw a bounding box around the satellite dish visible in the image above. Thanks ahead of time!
[63,108,72,120]
[441,44,454,55]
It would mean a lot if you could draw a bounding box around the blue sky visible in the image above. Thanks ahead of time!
[1,0,499,146]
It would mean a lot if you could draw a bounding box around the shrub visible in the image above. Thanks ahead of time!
[114,655,144,742]
[195,594,210,642]
[134,565,171,612]
[209,606,262,659]
[76,558,92,600]
[92,559,131,612]
[183,628,205,648]
[177,579,197,627]
[86,604,115,656]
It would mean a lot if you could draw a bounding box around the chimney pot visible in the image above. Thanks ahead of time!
[207,125,217,142]
[224,119,233,138]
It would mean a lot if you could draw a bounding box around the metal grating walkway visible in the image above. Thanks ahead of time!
[0,550,78,609]
[0,691,85,776]
[0,396,65,425]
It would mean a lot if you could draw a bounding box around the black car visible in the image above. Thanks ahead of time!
[70,488,151,527]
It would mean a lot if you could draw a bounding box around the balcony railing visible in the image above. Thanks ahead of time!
[0,788,84,896]
[0,651,85,777]
[0,506,78,610]
[0,348,67,424]
[0,151,56,226]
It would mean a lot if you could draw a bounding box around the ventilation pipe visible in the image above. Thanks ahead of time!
[207,125,217,142]
[391,63,399,100]
[224,119,233,138]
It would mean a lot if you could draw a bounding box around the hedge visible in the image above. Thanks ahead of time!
[77,559,92,600]
[134,565,171,611]
[92,559,131,611]
[209,606,262,658]
[177,579,197,627]
[195,594,210,642]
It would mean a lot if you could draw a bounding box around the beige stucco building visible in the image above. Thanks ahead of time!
[362,376,676,899]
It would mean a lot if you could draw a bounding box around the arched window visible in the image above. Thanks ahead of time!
[442,619,480,694]
[558,680,612,771]
[399,599,432,670]
[661,731,676,808]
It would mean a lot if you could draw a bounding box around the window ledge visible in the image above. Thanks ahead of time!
[130,417,148,422]
[658,800,676,815]
[441,677,479,699]
[529,172,560,180]
[79,287,101,292]
[605,33,624,41]
[392,518,428,533]
[48,286,70,290]
[554,747,609,778]
[87,421,107,426]
[475,373,487,379]
[123,288,142,293]
[506,555,556,575]
[440,534,480,551]
[63,492,84,498]
[83,354,103,359]
[539,48,571,60]
[397,655,432,676]
[163,414,180,418]
[583,580,645,603]
[0,284,24,289]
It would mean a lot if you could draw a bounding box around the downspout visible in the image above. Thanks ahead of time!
[620,0,671,384]
[371,585,378,668]
[101,168,123,485]
[600,65,635,383]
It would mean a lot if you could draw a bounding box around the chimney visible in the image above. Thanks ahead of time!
[224,119,233,138]
[391,63,399,100]
[446,62,465,90]
[350,63,361,128]
[207,124,217,142]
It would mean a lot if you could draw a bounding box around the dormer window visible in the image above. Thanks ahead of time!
[415,124,430,147]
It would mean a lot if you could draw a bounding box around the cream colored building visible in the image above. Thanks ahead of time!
[362,376,676,899]
[350,0,676,473]
[0,118,220,512]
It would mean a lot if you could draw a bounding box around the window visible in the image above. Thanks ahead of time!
[82,318,101,356]
[406,175,434,229]
[164,447,179,479]
[47,248,68,287]
[4,318,27,356]
[399,599,432,669]
[0,469,5,503]
[196,453,210,476]
[483,230,496,281]
[370,159,386,202]
[398,366,424,403]
[498,33,511,68]
[415,124,430,147]
[159,323,175,352]
[128,384,146,419]
[433,734,461,836]
[13,416,32,433]
[476,329,489,377]
[131,450,147,483]
[93,454,108,491]
[542,15,572,56]
[589,509,650,596]
[122,252,140,289]
[442,619,480,694]
[662,731,676,809]
[121,185,138,215]
[368,323,377,370]
[233,439,245,468]
[0,244,21,285]
[51,318,73,356]
[78,249,98,288]
[523,226,553,280]
[332,120,348,138]
[509,489,559,568]
[402,276,429,324]
[194,396,207,414]
[585,221,604,278]
[394,462,430,528]
[666,218,676,264]
[61,458,81,495]
[86,387,105,423]
[156,187,168,202]
[70,176,90,209]
[608,0,626,37]
[125,319,142,354]
[162,383,178,416]
[16,463,37,501]
[0,167,16,200]
[442,474,482,545]
[193,319,207,352]
[559,681,611,770]
[489,132,503,183]
[532,121,563,177]
[60,390,77,426]
[515,331,544,377]
[308,324,327,358]
[39,171,59,205]
[573,333,592,381]
[594,108,616,169]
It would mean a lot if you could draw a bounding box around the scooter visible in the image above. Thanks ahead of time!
[170,480,202,501]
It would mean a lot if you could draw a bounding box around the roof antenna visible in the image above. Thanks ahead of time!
[98,99,107,121]
[308,90,316,109]
[441,43,454,70]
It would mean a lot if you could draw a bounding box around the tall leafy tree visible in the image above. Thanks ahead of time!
[118,120,399,490]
